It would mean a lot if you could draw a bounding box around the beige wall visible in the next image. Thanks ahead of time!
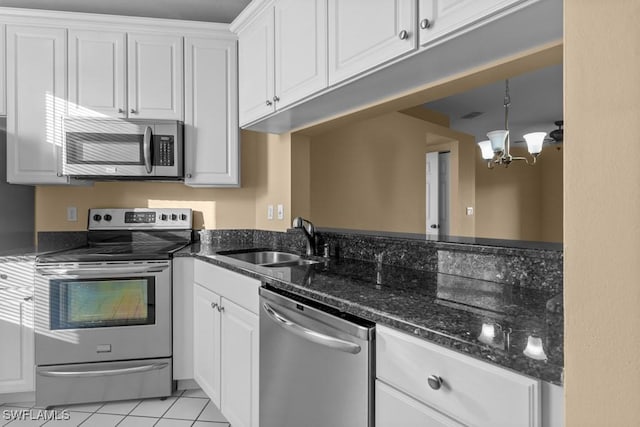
[35,130,293,232]
[564,1,640,425]
[475,146,563,242]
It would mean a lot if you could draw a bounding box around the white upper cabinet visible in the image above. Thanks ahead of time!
[69,31,184,120]
[238,8,275,125]
[128,33,184,120]
[274,0,328,110]
[68,29,127,117]
[327,0,417,85]
[6,25,69,184]
[238,0,328,126]
[0,24,6,116]
[184,37,239,187]
[418,0,524,47]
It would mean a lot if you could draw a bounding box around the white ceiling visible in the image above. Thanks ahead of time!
[426,64,563,145]
[0,0,252,23]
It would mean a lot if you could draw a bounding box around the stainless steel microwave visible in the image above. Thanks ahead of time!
[62,118,183,179]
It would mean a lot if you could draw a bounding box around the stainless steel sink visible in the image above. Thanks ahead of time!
[216,249,320,267]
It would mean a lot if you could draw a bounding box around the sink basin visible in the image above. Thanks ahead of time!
[216,249,320,267]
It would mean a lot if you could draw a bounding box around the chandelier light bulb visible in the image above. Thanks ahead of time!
[477,140,494,160]
[523,132,546,155]
[487,130,508,153]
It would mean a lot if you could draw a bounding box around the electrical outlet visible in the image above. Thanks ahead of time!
[466,207,474,216]
[277,204,284,220]
[267,205,274,220]
[67,206,78,222]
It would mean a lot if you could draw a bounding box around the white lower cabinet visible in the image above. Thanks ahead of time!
[376,380,463,427]
[0,260,35,394]
[190,260,260,427]
[376,325,541,427]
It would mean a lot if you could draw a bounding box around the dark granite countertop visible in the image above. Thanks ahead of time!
[176,242,563,386]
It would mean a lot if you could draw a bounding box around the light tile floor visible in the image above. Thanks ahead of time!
[0,388,229,427]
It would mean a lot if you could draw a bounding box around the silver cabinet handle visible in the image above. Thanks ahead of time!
[420,19,432,29]
[186,173,193,179]
[118,108,124,114]
[39,362,168,378]
[266,100,273,106]
[211,302,218,310]
[427,375,443,390]
[0,273,7,280]
[273,96,280,103]
[218,305,225,313]
[23,296,33,302]
[262,303,361,354]
[399,30,409,40]
[130,108,137,114]
[143,125,153,174]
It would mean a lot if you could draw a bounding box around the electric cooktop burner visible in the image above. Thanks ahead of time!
[37,208,193,263]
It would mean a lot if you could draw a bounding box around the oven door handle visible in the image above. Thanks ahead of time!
[36,265,169,276]
[262,302,361,354]
[38,362,168,378]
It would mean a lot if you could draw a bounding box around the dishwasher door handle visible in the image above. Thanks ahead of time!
[262,302,361,354]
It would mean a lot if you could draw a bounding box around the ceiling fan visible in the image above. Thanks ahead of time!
[511,120,563,146]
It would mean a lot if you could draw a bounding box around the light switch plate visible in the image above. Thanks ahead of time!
[277,204,284,220]
[466,207,474,216]
[267,205,274,220]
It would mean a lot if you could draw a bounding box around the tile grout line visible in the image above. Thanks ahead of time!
[113,399,146,426]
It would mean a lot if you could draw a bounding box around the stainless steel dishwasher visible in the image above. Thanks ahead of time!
[259,286,375,427]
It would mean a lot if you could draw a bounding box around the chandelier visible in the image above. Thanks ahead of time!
[477,79,547,168]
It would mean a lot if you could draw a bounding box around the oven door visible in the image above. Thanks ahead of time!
[34,260,172,366]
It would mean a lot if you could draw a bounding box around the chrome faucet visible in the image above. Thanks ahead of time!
[292,217,316,256]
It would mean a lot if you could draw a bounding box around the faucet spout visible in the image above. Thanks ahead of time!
[292,217,316,256]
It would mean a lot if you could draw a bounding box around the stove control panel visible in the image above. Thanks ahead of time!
[88,208,192,230]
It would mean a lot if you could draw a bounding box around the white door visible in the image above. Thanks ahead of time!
[0,289,34,393]
[68,30,127,117]
[438,151,451,236]
[328,0,417,85]
[274,0,327,109]
[184,37,239,187]
[127,33,183,120]
[426,151,439,236]
[220,298,259,427]
[193,283,222,407]
[418,0,522,47]
[238,8,275,126]
[6,25,69,184]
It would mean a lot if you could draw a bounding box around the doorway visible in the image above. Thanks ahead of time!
[426,151,450,237]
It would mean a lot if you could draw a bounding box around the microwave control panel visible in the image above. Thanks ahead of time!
[154,136,174,166]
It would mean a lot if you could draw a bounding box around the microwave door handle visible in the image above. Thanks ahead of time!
[143,126,153,174]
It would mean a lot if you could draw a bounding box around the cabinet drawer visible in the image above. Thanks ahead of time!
[0,260,34,290]
[376,325,540,427]
[194,260,260,314]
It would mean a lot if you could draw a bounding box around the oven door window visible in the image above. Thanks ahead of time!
[50,277,155,330]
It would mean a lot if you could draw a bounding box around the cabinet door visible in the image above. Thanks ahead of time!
[418,0,523,46]
[128,33,183,120]
[6,25,69,184]
[274,0,327,109]
[220,298,259,427]
[0,24,6,116]
[68,29,127,117]
[328,0,417,85]
[193,283,222,407]
[0,289,34,393]
[238,8,275,126]
[184,37,239,187]
[376,380,463,427]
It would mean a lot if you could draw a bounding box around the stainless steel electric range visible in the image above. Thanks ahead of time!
[34,208,192,408]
